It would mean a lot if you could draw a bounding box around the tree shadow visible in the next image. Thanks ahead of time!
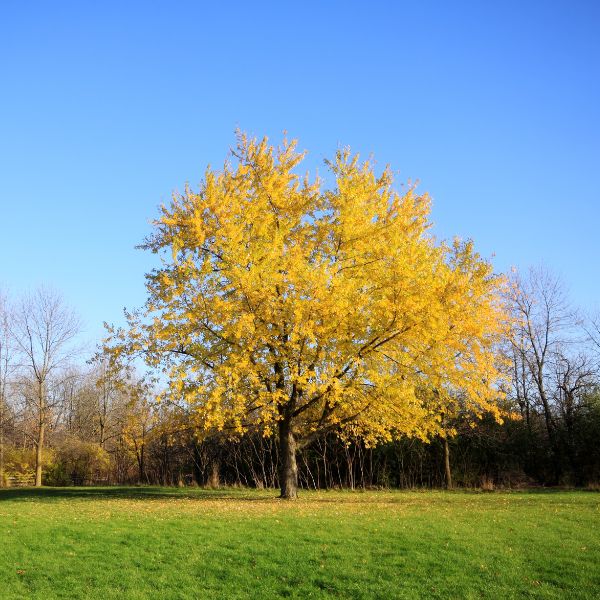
[0,486,278,503]
[0,485,589,504]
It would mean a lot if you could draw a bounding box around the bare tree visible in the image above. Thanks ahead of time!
[585,311,600,362]
[552,351,597,483]
[11,287,81,486]
[510,267,580,482]
[89,357,126,448]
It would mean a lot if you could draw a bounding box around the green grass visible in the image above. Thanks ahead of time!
[0,487,598,599]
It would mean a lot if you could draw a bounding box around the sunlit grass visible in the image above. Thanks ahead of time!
[1,487,598,599]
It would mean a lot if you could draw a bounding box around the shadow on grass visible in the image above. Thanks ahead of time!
[0,485,588,504]
[0,486,279,503]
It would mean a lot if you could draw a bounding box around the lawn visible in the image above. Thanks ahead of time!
[0,487,598,599]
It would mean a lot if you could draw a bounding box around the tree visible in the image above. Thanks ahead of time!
[552,351,597,483]
[585,311,600,359]
[82,356,130,449]
[12,288,80,486]
[509,267,590,483]
[110,134,509,498]
[0,290,16,487]
[121,377,155,484]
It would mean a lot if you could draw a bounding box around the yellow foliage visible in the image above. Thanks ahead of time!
[110,132,510,449]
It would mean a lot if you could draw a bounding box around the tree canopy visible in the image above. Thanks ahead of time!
[109,133,509,497]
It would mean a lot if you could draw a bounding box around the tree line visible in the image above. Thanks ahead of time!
[2,271,599,491]
[1,136,599,493]
[0,270,600,489]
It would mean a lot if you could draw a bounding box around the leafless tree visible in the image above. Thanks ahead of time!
[584,311,600,364]
[509,267,580,481]
[11,287,81,486]
[552,350,597,482]
[89,357,127,448]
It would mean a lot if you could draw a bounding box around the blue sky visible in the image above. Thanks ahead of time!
[1,1,599,345]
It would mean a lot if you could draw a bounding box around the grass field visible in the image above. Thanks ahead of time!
[0,487,598,599]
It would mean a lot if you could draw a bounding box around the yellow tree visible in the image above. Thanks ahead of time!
[121,377,156,484]
[109,133,509,498]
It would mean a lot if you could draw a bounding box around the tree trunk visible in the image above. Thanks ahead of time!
[139,444,145,483]
[0,397,4,487]
[0,414,4,488]
[192,441,203,485]
[535,375,562,484]
[279,421,298,499]
[208,458,220,488]
[35,421,45,487]
[99,419,105,448]
[443,437,452,489]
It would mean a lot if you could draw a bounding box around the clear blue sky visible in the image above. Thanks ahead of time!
[1,1,599,345]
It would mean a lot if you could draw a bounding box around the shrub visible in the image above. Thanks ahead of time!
[45,437,110,486]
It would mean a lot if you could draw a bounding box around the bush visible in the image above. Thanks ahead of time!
[0,447,36,487]
[45,437,110,486]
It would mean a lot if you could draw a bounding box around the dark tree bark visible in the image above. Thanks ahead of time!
[208,458,220,488]
[278,420,298,499]
[443,437,452,489]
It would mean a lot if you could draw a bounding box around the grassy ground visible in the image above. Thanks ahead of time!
[0,487,598,599]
